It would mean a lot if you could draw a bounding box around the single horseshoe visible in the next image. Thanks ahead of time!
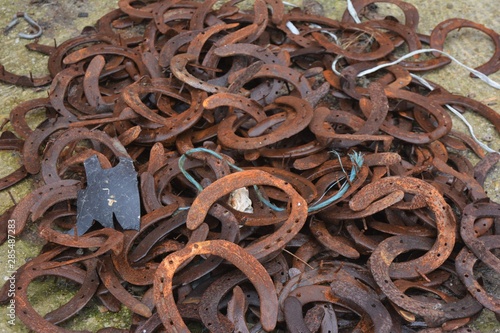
[198,258,284,332]
[11,179,80,236]
[349,176,456,279]
[456,235,500,314]
[189,0,219,30]
[0,132,27,191]
[47,33,121,77]
[0,63,52,87]
[359,18,422,49]
[120,76,206,143]
[285,283,387,333]
[9,97,54,139]
[432,157,487,202]
[329,270,393,333]
[186,23,240,61]
[228,63,321,105]
[96,8,134,36]
[153,240,279,332]
[460,202,500,270]
[14,260,99,333]
[186,169,308,260]
[153,4,198,34]
[113,207,208,286]
[201,19,268,75]
[158,30,203,67]
[41,258,99,324]
[341,0,420,32]
[98,256,152,318]
[309,107,393,149]
[62,44,149,78]
[369,235,483,327]
[118,0,162,19]
[215,96,313,151]
[171,52,228,93]
[430,18,500,76]
[278,264,378,322]
[429,92,500,134]
[474,152,500,186]
[38,213,124,269]
[49,65,85,120]
[39,127,129,183]
[381,87,452,144]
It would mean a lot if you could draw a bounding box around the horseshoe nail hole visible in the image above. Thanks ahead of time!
[464,274,469,278]
[168,260,173,265]
[371,304,376,308]
[193,244,199,249]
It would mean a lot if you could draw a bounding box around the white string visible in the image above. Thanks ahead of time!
[331,56,344,76]
[357,48,500,90]
[309,23,340,43]
[346,0,362,23]
[286,21,300,35]
[445,105,497,153]
[409,74,497,153]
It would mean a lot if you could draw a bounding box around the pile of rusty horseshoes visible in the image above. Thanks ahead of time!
[1,0,500,332]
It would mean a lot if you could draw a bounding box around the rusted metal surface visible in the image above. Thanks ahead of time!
[1,0,500,331]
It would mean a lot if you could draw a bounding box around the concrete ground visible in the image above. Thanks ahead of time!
[0,0,499,331]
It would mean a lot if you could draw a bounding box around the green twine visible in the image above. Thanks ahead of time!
[177,147,364,213]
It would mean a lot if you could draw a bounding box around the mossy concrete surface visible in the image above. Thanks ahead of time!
[0,0,499,332]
